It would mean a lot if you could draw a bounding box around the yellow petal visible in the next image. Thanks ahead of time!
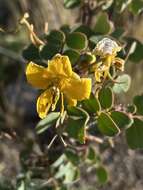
[95,70,103,82]
[37,89,53,119]
[48,54,72,78]
[63,78,91,101]
[26,62,51,89]
[66,97,77,107]
[71,71,80,80]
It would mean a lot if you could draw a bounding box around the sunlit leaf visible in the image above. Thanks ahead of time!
[129,0,143,15]
[55,162,79,184]
[36,112,60,134]
[116,0,132,12]
[102,0,114,10]
[90,35,103,45]
[17,181,25,190]
[64,0,81,9]
[113,74,131,93]
[94,13,113,34]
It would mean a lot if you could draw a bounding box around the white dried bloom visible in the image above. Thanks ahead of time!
[94,38,121,56]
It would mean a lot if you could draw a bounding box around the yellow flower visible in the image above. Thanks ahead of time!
[26,54,91,118]
[93,38,125,82]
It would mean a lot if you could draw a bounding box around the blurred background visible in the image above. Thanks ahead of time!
[0,0,143,189]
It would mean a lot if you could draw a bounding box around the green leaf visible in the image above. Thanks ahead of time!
[65,149,79,165]
[55,162,79,184]
[73,24,95,37]
[125,37,143,63]
[66,32,88,50]
[129,0,143,15]
[102,0,114,10]
[60,186,68,190]
[17,181,25,190]
[67,107,89,143]
[45,30,65,44]
[22,44,40,61]
[64,164,79,184]
[133,95,143,115]
[97,112,120,136]
[40,43,61,60]
[111,27,125,39]
[80,53,96,64]
[87,146,96,161]
[64,49,80,66]
[67,106,89,118]
[60,25,71,36]
[40,30,65,60]
[82,96,101,114]
[36,112,60,134]
[126,118,143,149]
[90,35,103,45]
[67,118,86,143]
[52,155,66,168]
[127,104,137,114]
[111,111,133,129]
[113,74,131,93]
[64,0,81,9]
[89,35,103,50]
[96,166,108,184]
[129,41,143,62]
[99,87,114,109]
[116,0,132,12]
[94,13,113,34]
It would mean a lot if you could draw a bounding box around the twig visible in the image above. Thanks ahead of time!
[0,46,25,63]
[86,134,103,144]
[60,135,67,147]
[47,135,58,149]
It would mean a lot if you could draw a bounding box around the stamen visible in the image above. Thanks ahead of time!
[20,13,44,47]
[51,87,60,111]
[60,93,64,115]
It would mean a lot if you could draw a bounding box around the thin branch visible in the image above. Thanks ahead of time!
[86,134,103,144]
[0,46,25,63]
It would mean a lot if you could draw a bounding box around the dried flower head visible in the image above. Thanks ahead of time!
[94,38,121,57]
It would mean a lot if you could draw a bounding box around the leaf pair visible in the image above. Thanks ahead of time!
[66,107,89,144]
